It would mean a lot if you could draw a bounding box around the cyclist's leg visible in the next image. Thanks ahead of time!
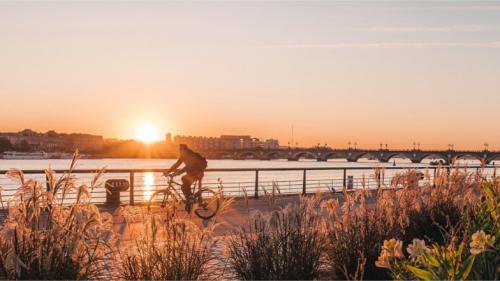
[181,174,195,198]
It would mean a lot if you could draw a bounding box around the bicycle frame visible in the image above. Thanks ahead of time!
[163,175,201,201]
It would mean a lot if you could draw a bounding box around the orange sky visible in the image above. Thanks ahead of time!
[0,2,499,150]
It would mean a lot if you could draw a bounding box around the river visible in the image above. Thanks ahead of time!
[0,158,492,204]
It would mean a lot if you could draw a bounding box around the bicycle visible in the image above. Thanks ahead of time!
[147,173,221,220]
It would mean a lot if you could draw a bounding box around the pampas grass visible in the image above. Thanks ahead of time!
[0,152,115,280]
[225,193,325,280]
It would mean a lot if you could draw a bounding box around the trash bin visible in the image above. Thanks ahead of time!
[347,176,354,190]
[105,179,129,205]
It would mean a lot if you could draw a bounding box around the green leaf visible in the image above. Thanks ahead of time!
[407,265,434,281]
[457,256,475,280]
[426,255,440,267]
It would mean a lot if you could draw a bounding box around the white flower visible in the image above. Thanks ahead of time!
[407,239,429,258]
[375,250,392,269]
[470,230,495,255]
[383,238,404,258]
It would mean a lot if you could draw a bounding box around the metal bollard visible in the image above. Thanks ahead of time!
[105,179,130,205]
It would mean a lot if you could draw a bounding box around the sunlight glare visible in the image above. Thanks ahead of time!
[135,124,162,144]
[143,172,155,200]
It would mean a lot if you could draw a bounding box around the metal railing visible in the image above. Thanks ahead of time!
[0,165,497,207]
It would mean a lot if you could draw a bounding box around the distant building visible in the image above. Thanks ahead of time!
[220,135,253,149]
[173,135,222,150]
[0,129,104,152]
[172,134,279,150]
[165,132,173,145]
[252,138,280,149]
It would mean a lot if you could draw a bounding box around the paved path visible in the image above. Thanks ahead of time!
[105,189,381,241]
[0,190,385,239]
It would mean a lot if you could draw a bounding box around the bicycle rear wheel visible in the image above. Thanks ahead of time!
[193,188,220,220]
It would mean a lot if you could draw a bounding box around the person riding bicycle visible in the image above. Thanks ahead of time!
[164,144,208,203]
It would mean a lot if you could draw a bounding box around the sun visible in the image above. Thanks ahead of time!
[135,124,162,144]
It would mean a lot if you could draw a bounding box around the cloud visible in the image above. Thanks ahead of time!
[350,25,500,33]
[259,42,500,49]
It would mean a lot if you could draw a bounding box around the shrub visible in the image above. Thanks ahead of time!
[118,207,217,280]
[323,188,407,280]
[403,167,481,245]
[376,232,495,281]
[462,181,499,280]
[322,167,482,280]
[0,154,115,280]
[226,195,325,280]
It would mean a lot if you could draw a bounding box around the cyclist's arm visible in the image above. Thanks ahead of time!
[166,159,182,174]
[175,167,187,175]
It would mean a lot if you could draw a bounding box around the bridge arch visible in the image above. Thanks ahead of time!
[292,151,318,160]
[486,154,500,164]
[236,151,261,160]
[264,151,288,160]
[418,153,449,164]
[322,152,346,161]
[384,153,414,163]
[353,152,381,162]
[212,151,235,159]
[452,153,484,164]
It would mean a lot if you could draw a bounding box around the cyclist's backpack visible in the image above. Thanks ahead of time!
[194,152,208,170]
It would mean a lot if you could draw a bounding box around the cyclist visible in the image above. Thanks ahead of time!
[164,144,208,204]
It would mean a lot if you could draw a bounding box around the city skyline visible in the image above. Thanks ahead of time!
[1,1,499,149]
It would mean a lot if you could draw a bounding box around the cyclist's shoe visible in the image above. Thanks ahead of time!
[184,194,194,212]
[185,202,192,213]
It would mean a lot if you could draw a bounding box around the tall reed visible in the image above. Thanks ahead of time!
[226,194,325,280]
[117,206,218,280]
[0,152,115,280]
[321,166,484,280]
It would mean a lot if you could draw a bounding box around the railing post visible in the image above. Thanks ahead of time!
[46,174,50,192]
[302,169,307,195]
[254,170,259,199]
[130,172,135,205]
[343,168,347,189]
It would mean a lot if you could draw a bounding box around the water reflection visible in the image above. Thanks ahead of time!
[143,172,155,200]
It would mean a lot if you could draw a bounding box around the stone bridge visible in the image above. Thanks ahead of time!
[204,148,500,164]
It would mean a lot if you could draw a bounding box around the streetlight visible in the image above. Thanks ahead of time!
[484,143,489,151]
[385,144,388,150]
[348,141,351,149]
[380,143,383,150]
[413,142,416,150]
[354,142,357,150]
[417,143,421,150]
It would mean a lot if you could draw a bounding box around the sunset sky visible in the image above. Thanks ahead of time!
[1,1,499,150]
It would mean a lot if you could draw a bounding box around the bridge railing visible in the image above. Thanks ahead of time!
[0,165,497,207]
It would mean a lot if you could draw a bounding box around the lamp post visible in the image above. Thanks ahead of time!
[484,143,489,151]
[354,142,357,150]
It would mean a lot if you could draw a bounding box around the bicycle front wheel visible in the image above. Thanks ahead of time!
[148,189,174,212]
[193,188,220,220]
